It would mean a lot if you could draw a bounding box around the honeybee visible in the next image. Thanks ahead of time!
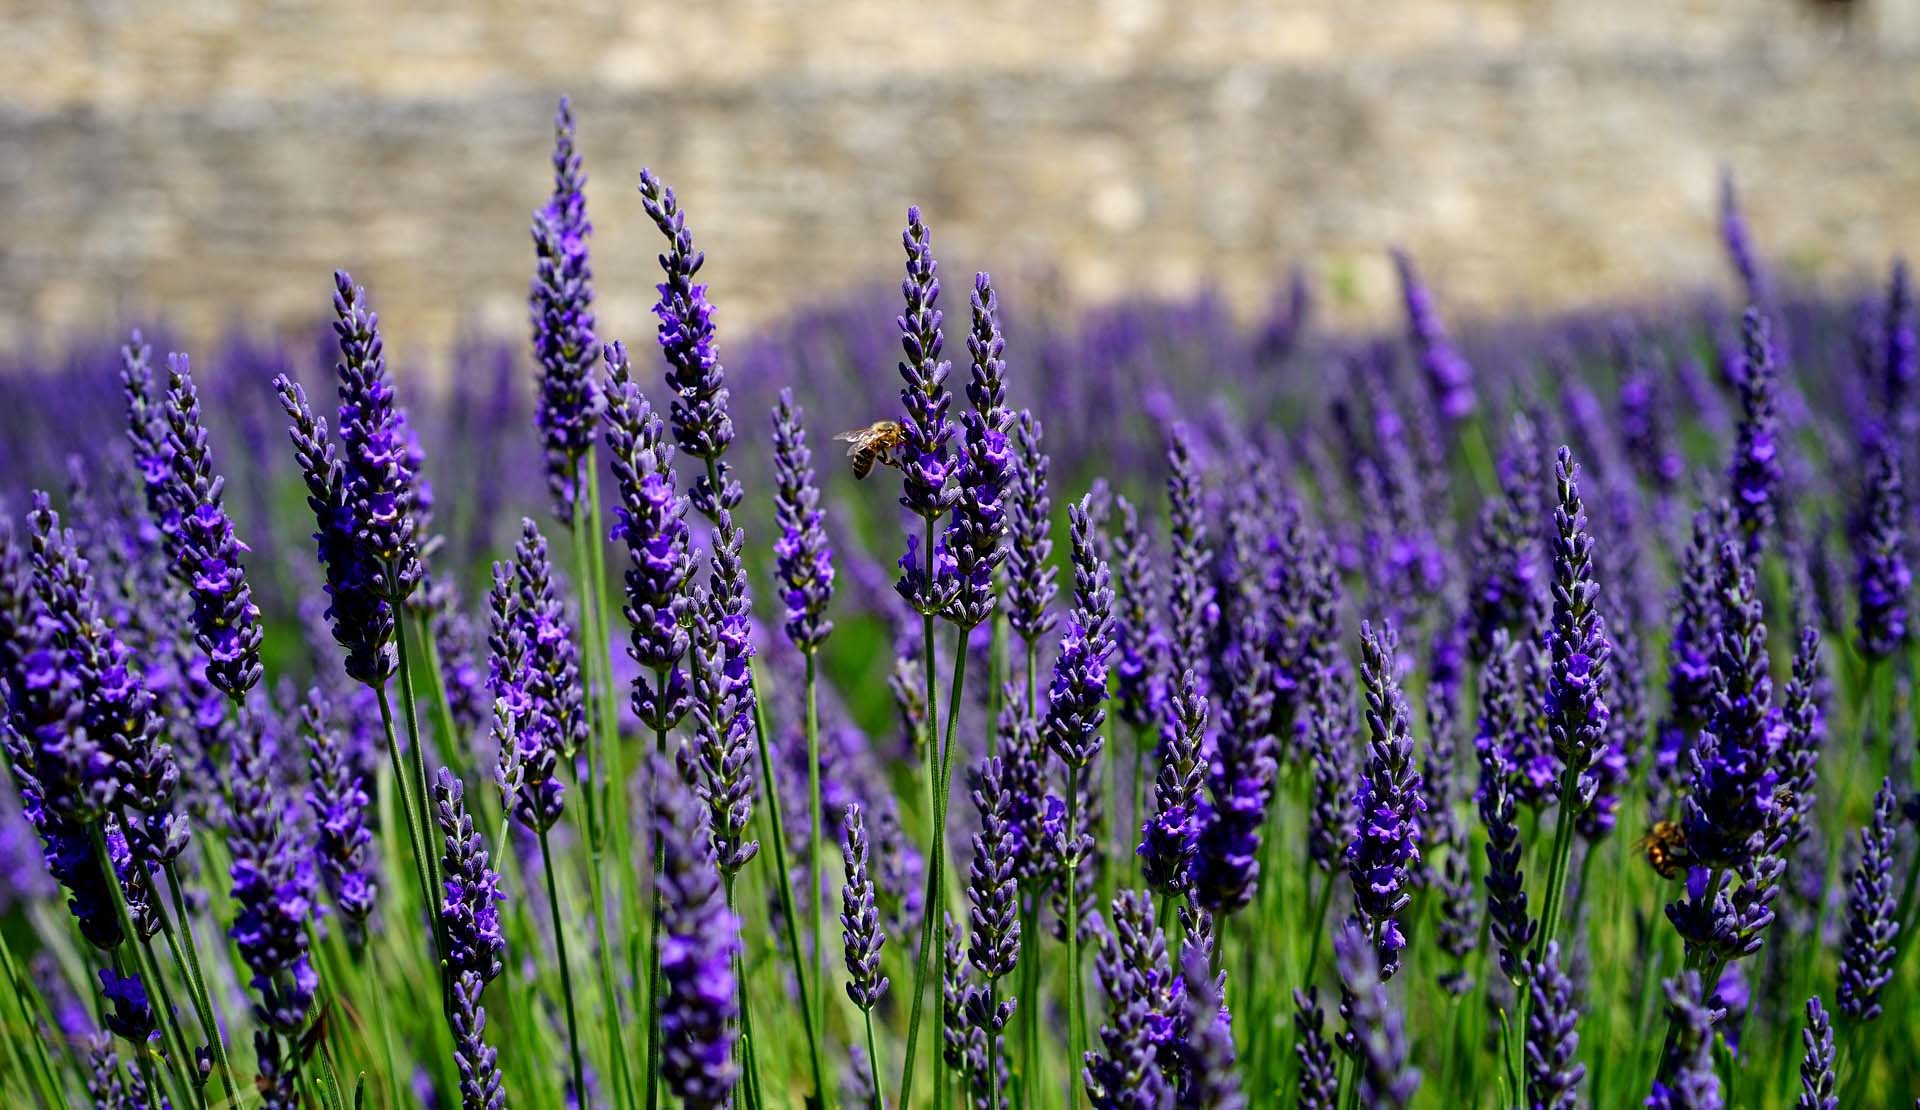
[834,420,908,480]
[1637,820,1694,880]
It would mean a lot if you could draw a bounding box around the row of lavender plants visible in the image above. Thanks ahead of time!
[1,100,1917,1109]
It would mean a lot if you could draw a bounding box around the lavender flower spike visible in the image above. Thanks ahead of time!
[1727,307,1782,558]
[840,803,889,1010]
[638,168,737,513]
[1647,971,1722,1110]
[1334,919,1419,1109]
[332,270,424,604]
[1476,635,1536,983]
[1084,895,1174,1109]
[1177,937,1244,1110]
[1392,247,1476,423]
[162,352,264,699]
[227,710,318,1034]
[966,756,1022,982]
[1837,779,1900,1022]
[1004,410,1057,648]
[653,754,742,1110]
[1138,669,1209,897]
[1345,620,1425,978]
[772,389,835,653]
[1545,445,1611,810]
[1164,425,1214,696]
[301,688,374,930]
[1292,989,1338,1110]
[942,271,1014,629]
[1797,996,1836,1110]
[1042,498,1116,774]
[434,768,507,1110]
[530,96,602,526]
[1522,942,1584,1110]
[893,205,957,524]
[1853,437,1909,661]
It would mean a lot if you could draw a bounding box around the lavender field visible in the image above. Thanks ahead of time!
[2,100,1918,1109]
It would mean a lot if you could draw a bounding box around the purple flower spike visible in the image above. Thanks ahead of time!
[1304,651,1356,876]
[1345,621,1425,978]
[1652,508,1722,818]
[301,688,375,930]
[1138,670,1208,897]
[1111,495,1168,731]
[965,757,1021,983]
[1334,918,1419,1109]
[1164,425,1214,698]
[1466,412,1543,662]
[637,168,737,514]
[652,754,742,1110]
[1647,971,1722,1110]
[1719,170,1767,307]
[1852,438,1909,661]
[772,390,835,653]
[1292,989,1338,1110]
[1084,892,1174,1110]
[682,509,760,875]
[839,802,889,1011]
[1392,247,1476,424]
[160,352,264,698]
[227,710,318,1034]
[893,206,957,524]
[514,518,588,764]
[1882,258,1916,422]
[1545,446,1611,812]
[1043,498,1115,774]
[1476,633,1536,984]
[1523,942,1584,1110]
[604,342,695,733]
[1797,996,1836,1110]
[1836,779,1900,1023]
[941,272,1014,630]
[530,96,602,527]
[98,967,156,1047]
[1176,933,1243,1110]
[434,768,506,987]
[1193,603,1277,917]
[1004,411,1057,646]
[117,331,175,555]
[332,271,424,604]
[1727,307,1782,559]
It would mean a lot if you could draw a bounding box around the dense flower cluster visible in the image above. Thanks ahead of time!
[529,97,602,526]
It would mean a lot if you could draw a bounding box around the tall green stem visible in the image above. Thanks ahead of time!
[644,672,671,1110]
[392,616,447,966]
[1064,766,1085,1110]
[373,683,436,951]
[89,828,196,1109]
[900,518,942,1110]
[863,1008,885,1110]
[805,652,827,1064]
[156,857,241,1108]
[538,827,589,1107]
[0,926,63,1105]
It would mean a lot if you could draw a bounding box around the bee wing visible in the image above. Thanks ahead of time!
[833,429,867,455]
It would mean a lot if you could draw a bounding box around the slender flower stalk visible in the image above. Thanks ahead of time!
[1836,779,1899,1023]
[1798,996,1836,1110]
[432,769,506,1110]
[1728,307,1782,559]
[530,95,602,527]
[1345,621,1424,978]
[840,803,888,1110]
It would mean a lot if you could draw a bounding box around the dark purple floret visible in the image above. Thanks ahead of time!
[966,756,1022,984]
[652,753,742,1110]
[1084,893,1174,1110]
[1293,989,1338,1110]
[1111,496,1168,731]
[1647,971,1722,1110]
[1852,437,1909,660]
[893,205,957,524]
[772,389,835,653]
[682,510,759,874]
[1466,413,1544,661]
[530,97,602,526]
[275,375,395,686]
[433,767,505,986]
[839,802,889,1011]
[1679,540,1781,872]
[227,710,317,1034]
[1345,621,1425,977]
[1193,606,1277,917]
[1333,919,1419,1110]
[514,518,588,762]
[604,342,695,733]
[1797,996,1836,1110]
[1042,498,1115,773]
[159,353,264,700]
[1164,426,1214,698]
[332,271,424,603]
[1392,247,1476,424]
[1523,942,1584,1110]
[1727,308,1782,558]
[1545,446,1610,811]
[300,688,374,930]
[97,967,156,1047]
[1004,410,1058,648]
[941,271,1014,629]
[450,968,505,1110]
[1836,778,1900,1023]
[1474,637,1536,985]
[1138,670,1208,897]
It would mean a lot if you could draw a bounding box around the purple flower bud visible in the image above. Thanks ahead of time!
[652,753,742,1110]
[941,272,1014,629]
[1727,308,1782,558]
[839,802,889,1011]
[1138,670,1208,897]
[1084,892,1174,1109]
[227,709,317,1034]
[1292,989,1338,1110]
[1476,633,1536,984]
[1797,996,1836,1110]
[1647,971,1722,1110]
[1004,410,1057,645]
[1345,621,1425,978]
[772,390,835,652]
[1837,779,1900,1023]
[1392,248,1475,424]
[1523,942,1584,1110]
[1175,932,1243,1110]
[530,97,602,527]
[97,967,156,1047]
[301,687,374,929]
[331,271,424,603]
[893,206,957,524]
[966,756,1021,981]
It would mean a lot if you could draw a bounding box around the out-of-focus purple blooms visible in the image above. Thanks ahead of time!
[97,967,156,1047]
[942,272,1014,629]
[1618,346,1684,497]
[1719,171,1767,308]
[1085,892,1174,1110]
[1004,410,1057,649]
[940,915,970,1079]
[1727,308,1782,558]
[434,767,506,987]
[529,97,602,527]
[1043,498,1115,774]
[1292,988,1337,1110]
[1333,919,1419,1109]
[1175,930,1242,1110]
[1836,779,1900,1023]
[430,586,489,740]
[1164,426,1214,699]
[1475,632,1535,984]
[1523,942,1584,1110]
[227,709,318,1034]
[159,353,263,699]
[873,799,925,949]
[839,802,888,1011]
[331,271,424,604]
[1777,626,1824,844]
[1432,789,1478,995]
[966,757,1021,982]
[450,969,505,1110]
[275,375,395,686]
[638,169,737,514]
[1392,248,1475,424]
[892,206,957,526]
[1345,621,1425,977]
[1138,670,1208,897]
[652,753,741,1110]
[1466,413,1543,661]
[1852,438,1909,661]
[301,687,374,930]
[604,343,694,734]
[772,390,834,653]
[514,518,587,762]
[1648,971,1722,1110]
[1544,446,1610,812]
[1882,258,1916,423]
[117,332,175,555]
[1193,606,1276,917]
[1112,496,1167,731]
[1679,539,1781,872]
[682,516,760,875]
[1653,508,1723,818]
[1797,996,1836,1110]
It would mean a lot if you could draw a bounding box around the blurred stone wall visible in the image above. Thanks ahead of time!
[1,0,1916,360]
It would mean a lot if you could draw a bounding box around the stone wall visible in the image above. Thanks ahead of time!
[1,0,1915,360]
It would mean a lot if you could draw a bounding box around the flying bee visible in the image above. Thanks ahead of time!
[834,420,907,480]
[1637,820,1694,880]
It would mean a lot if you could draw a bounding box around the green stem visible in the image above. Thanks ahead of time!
[538,827,589,1108]
[373,683,437,955]
[0,923,65,1105]
[1064,765,1085,1110]
[900,516,942,1110]
[805,652,827,1066]
[747,665,826,1101]
[155,857,241,1109]
[1018,897,1040,1110]
[864,1009,885,1110]
[89,827,196,1108]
